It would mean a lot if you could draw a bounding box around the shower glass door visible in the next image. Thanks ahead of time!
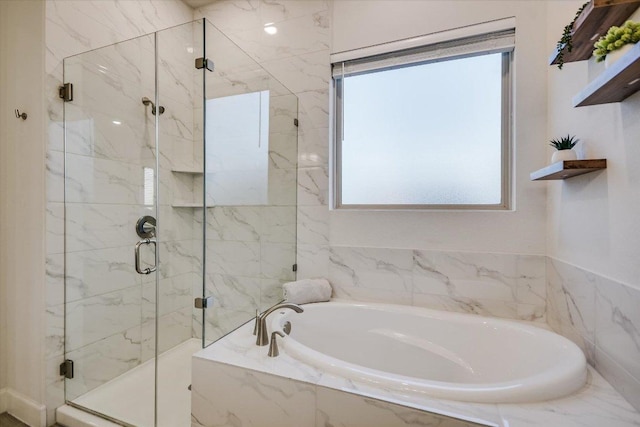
[62,18,297,427]
[63,21,206,427]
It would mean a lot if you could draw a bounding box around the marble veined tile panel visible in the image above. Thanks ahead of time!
[260,50,330,94]
[65,286,142,351]
[207,206,263,242]
[261,242,296,281]
[297,166,328,206]
[206,240,261,277]
[63,34,155,89]
[46,150,64,204]
[546,257,596,343]
[158,239,202,279]
[270,94,299,133]
[220,11,330,63]
[65,246,142,303]
[595,276,640,381]
[413,251,518,301]
[316,386,486,427]
[65,154,146,205]
[141,306,192,362]
[297,206,329,246]
[46,202,64,255]
[411,293,521,322]
[296,243,329,280]
[46,253,65,307]
[298,126,329,168]
[65,108,154,165]
[297,88,329,130]
[191,358,316,427]
[197,0,329,34]
[66,326,142,402]
[46,304,65,358]
[269,131,298,169]
[85,0,192,40]
[268,167,297,206]
[329,246,413,292]
[65,204,153,253]
[262,206,296,244]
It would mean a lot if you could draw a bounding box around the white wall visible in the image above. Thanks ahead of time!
[544,1,640,411]
[331,0,548,254]
[546,1,640,289]
[0,0,6,398]
[0,0,47,423]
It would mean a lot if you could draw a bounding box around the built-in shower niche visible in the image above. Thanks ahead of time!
[61,18,297,427]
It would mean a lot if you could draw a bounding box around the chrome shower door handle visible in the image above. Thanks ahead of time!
[135,238,157,274]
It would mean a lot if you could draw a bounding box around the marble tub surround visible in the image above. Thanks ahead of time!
[547,257,640,412]
[326,247,546,323]
[191,318,640,427]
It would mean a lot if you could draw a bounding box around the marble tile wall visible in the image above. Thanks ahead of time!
[546,257,640,411]
[44,1,194,425]
[195,1,332,303]
[197,22,299,344]
[194,1,546,323]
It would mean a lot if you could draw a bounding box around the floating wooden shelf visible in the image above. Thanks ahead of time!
[549,0,640,66]
[573,42,640,106]
[530,159,607,181]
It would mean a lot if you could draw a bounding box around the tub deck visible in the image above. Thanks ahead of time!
[192,318,640,427]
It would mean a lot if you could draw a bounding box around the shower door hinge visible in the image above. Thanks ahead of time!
[195,296,214,309]
[59,83,73,102]
[292,264,297,272]
[59,359,74,379]
[293,118,299,127]
[195,58,214,72]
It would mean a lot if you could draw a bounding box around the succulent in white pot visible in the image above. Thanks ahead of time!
[549,135,578,163]
[593,20,640,67]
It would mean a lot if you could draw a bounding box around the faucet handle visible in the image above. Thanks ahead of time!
[268,330,286,358]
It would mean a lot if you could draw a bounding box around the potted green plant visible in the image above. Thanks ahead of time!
[550,135,578,163]
[555,1,589,70]
[593,20,640,67]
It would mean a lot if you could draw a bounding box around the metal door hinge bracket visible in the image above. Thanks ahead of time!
[59,83,73,102]
[293,118,299,127]
[60,359,74,379]
[195,58,214,72]
[292,264,297,272]
[195,296,214,309]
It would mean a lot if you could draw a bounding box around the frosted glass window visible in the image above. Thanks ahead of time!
[334,42,512,209]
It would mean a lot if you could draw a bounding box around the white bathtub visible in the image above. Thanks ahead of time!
[270,301,587,404]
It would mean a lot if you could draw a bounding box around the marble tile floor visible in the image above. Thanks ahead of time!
[67,338,201,427]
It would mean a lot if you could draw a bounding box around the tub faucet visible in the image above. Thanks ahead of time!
[254,303,303,346]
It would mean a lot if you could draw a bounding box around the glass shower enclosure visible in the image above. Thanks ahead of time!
[61,19,297,427]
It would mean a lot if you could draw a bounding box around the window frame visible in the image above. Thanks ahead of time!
[332,36,514,211]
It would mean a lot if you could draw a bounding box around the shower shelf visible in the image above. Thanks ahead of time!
[530,159,607,181]
[172,202,205,208]
[171,168,203,174]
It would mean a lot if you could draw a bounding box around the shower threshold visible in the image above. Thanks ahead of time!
[57,338,201,427]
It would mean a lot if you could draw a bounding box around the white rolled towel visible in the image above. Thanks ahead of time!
[283,278,332,305]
